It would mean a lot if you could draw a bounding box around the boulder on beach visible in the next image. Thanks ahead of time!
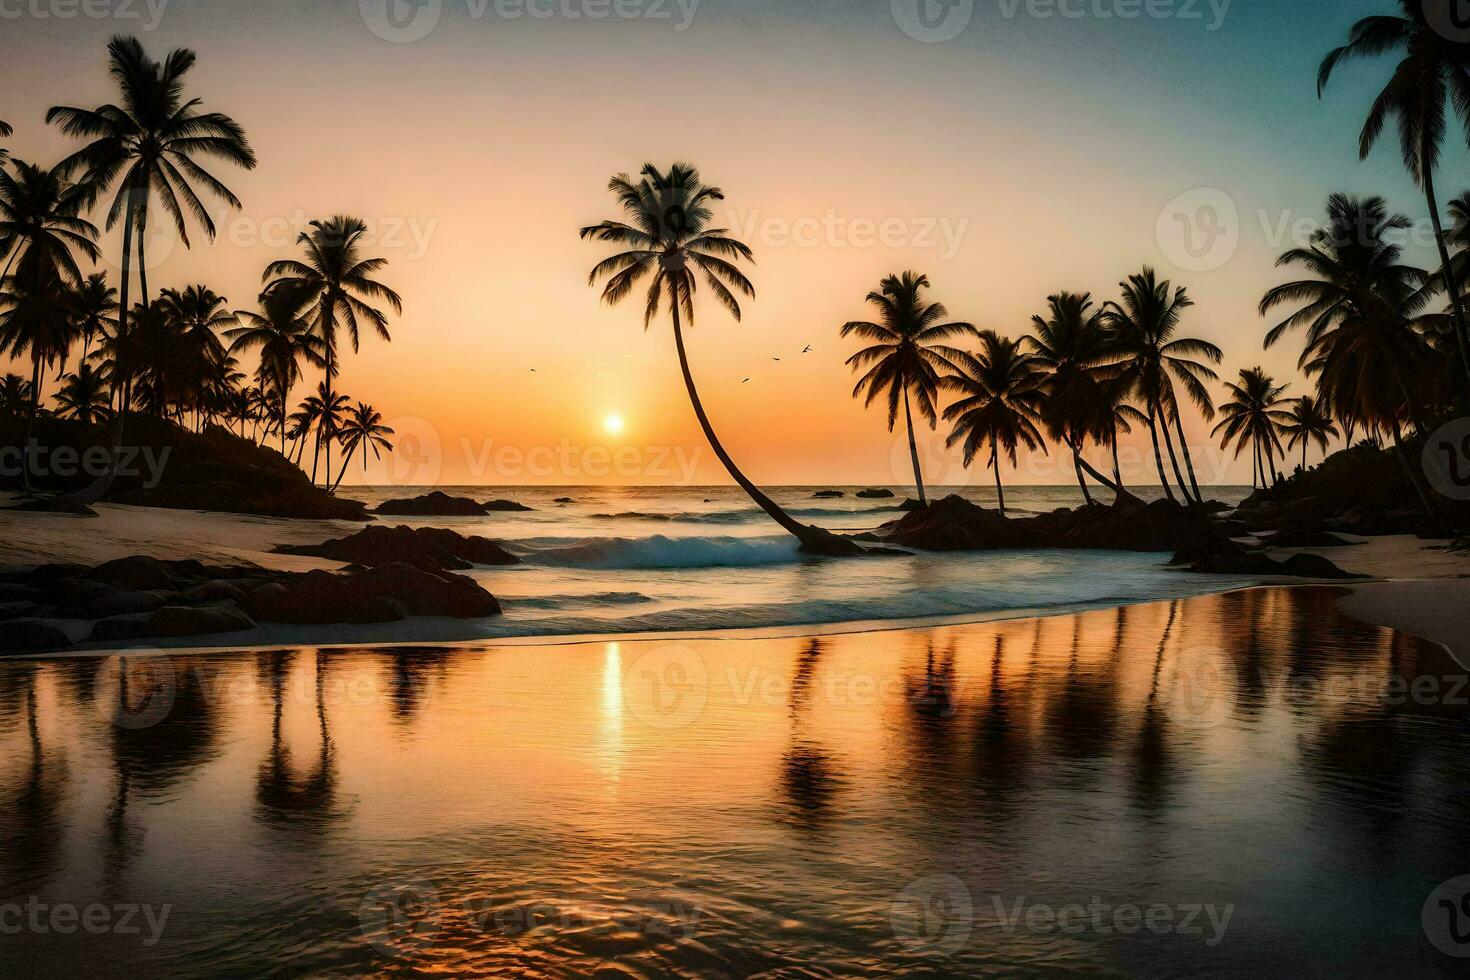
[245,562,501,624]
[1265,528,1358,549]
[856,488,896,499]
[0,620,73,652]
[881,495,1048,551]
[374,491,492,516]
[554,497,575,504]
[484,499,534,512]
[812,490,845,499]
[276,524,521,571]
[145,604,258,638]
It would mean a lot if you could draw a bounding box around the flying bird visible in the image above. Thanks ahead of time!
[802,345,812,354]
[742,377,751,384]
[772,357,781,362]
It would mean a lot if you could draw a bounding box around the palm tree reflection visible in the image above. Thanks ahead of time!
[254,651,348,833]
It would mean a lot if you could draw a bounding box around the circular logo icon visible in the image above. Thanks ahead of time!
[892,0,974,43]
[360,0,443,43]
[1423,875,1470,958]
[102,651,177,730]
[1157,651,1233,732]
[362,415,442,487]
[1424,0,1470,43]
[889,424,967,496]
[359,878,442,958]
[1156,188,1240,273]
[890,873,973,956]
[1422,418,1470,502]
[97,203,178,280]
[623,644,708,730]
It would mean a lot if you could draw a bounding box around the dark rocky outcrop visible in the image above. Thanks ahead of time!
[374,491,492,516]
[1264,528,1357,549]
[0,553,504,653]
[276,524,521,571]
[882,495,1047,551]
[812,490,845,499]
[856,488,896,499]
[483,499,534,512]
[554,497,575,504]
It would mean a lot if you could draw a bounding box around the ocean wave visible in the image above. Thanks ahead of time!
[589,505,903,525]
[524,534,807,570]
[503,591,657,610]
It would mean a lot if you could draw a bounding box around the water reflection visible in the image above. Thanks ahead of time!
[0,588,1467,976]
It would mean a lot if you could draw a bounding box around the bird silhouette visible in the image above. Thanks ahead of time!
[772,357,781,362]
[742,378,751,384]
[802,345,813,354]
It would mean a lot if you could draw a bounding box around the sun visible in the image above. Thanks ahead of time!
[603,413,626,436]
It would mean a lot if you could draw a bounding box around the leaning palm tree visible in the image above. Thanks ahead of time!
[1280,395,1340,473]
[1318,1,1470,385]
[1212,369,1292,489]
[262,216,401,485]
[332,402,394,491]
[54,363,111,424]
[225,287,326,455]
[1105,268,1221,505]
[842,271,976,506]
[941,331,1047,517]
[581,162,858,554]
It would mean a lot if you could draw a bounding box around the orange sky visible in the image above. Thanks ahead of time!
[2,1,1452,485]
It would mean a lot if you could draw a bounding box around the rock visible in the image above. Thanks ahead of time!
[856,488,896,499]
[182,581,248,603]
[1031,499,1222,554]
[882,495,1047,551]
[0,583,39,603]
[42,579,168,619]
[483,499,533,512]
[354,595,408,624]
[84,556,175,591]
[896,498,926,512]
[1281,553,1365,580]
[89,616,152,643]
[276,525,521,571]
[0,602,40,622]
[247,563,501,624]
[374,491,491,516]
[352,563,502,618]
[144,604,258,638]
[795,526,870,558]
[554,497,575,504]
[1196,500,1231,514]
[1,620,73,652]
[812,490,845,499]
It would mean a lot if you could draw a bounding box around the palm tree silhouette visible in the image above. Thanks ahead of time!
[70,272,117,359]
[842,271,976,506]
[582,162,859,554]
[0,373,33,422]
[263,216,401,487]
[49,35,255,411]
[1105,268,1220,505]
[55,363,111,424]
[0,120,11,165]
[941,331,1047,517]
[1318,1,1470,386]
[1212,368,1291,489]
[293,383,349,485]
[1281,395,1340,473]
[226,288,326,455]
[1026,291,1133,504]
[332,402,394,490]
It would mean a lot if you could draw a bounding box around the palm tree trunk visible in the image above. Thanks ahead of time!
[667,281,855,554]
[1157,406,1194,504]
[311,425,322,485]
[1145,408,1178,504]
[991,440,1006,518]
[1266,444,1281,485]
[1172,411,1203,502]
[22,356,42,489]
[902,386,927,506]
[331,444,357,492]
[1389,415,1440,523]
[1073,453,1096,507]
[1110,423,1125,490]
[1301,440,1307,474]
[1424,158,1470,388]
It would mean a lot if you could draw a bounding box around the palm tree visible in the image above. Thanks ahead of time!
[225,287,325,455]
[1105,268,1221,505]
[1212,369,1292,489]
[841,271,976,506]
[157,284,236,421]
[941,331,1047,517]
[0,373,33,422]
[69,272,117,358]
[0,120,12,165]
[54,363,111,424]
[1318,1,1470,386]
[263,216,401,486]
[332,402,394,491]
[293,383,348,484]
[1280,395,1340,473]
[581,162,858,554]
[1026,291,1134,504]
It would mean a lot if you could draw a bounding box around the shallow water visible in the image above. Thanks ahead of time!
[3,588,1469,976]
[330,484,1260,638]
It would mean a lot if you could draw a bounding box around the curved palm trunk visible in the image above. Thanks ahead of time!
[1172,411,1203,502]
[1424,157,1470,388]
[331,443,357,492]
[1073,453,1096,507]
[1157,408,1193,504]
[668,289,857,555]
[1110,423,1125,490]
[1145,408,1178,504]
[902,387,927,506]
[990,440,1006,518]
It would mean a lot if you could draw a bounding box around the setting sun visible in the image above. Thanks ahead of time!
[603,414,626,436]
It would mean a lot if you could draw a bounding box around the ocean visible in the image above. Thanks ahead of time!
[334,484,1259,639]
